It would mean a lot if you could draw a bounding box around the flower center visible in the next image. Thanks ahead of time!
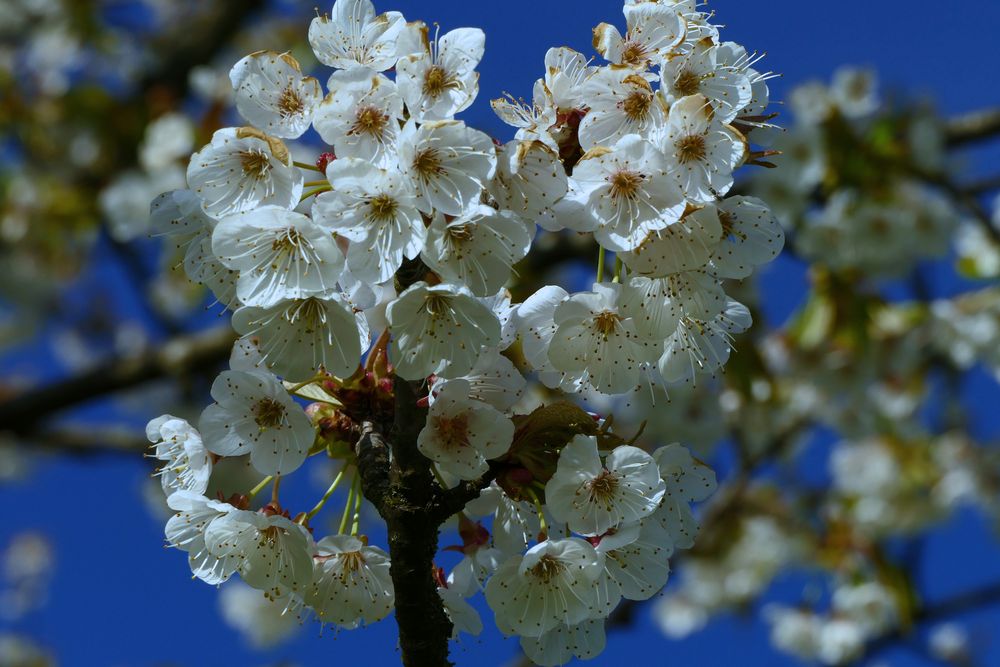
[529,554,567,584]
[447,223,474,242]
[675,134,707,163]
[240,149,272,179]
[412,148,443,182]
[621,91,652,122]
[253,397,286,429]
[587,470,620,504]
[717,210,747,241]
[424,293,452,316]
[339,550,365,578]
[609,169,645,201]
[620,40,647,67]
[352,105,389,137]
[433,414,470,450]
[277,85,305,117]
[271,227,303,253]
[673,69,703,97]
[422,65,455,98]
[368,193,398,222]
[593,311,621,338]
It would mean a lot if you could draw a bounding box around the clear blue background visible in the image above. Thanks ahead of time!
[3,1,1000,665]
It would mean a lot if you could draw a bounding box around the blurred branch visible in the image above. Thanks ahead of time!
[0,326,234,436]
[858,581,1000,664]
[946,108,1000,148]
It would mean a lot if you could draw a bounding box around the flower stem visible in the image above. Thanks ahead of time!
[612,256,624,284]
[293,160,321,171]
[525,486,549,537]
[596,245,606,283]
[350,474,363,536]
[338,471,358,534]
[305,467,347,520]
[246,475,274,501]
[299,185,332,201]
[271,474,282,504]
[303,179,328,187]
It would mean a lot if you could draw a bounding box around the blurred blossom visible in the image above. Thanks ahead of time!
[219,581,301,649]
[0,532,54,621]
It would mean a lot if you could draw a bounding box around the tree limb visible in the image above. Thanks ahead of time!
[946,108,1000,148]
[0,326,234,436]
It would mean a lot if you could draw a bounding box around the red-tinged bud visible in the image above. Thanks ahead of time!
[508,467,534,485]
[492,136,504,148]
[585,535,602,547]
[458,514,491,550]
[316,151,336,172]
[261,501,289,518]
[433,565,447,588]
[536,529,548,543]
[376,377,394,395]
[415,395,430,409]
[221,492,250,510]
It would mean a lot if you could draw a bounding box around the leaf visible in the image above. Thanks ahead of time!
[283,380,342,407]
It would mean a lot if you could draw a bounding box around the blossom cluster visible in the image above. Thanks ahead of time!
[146,0,779,661]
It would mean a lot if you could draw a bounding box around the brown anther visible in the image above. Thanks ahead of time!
[621,91,652,122]
[240,149,272,179]
[422,65,454,97]
[368,193,398,222]
[609,170,645,201]
[412,148,443,181]
[277,86,306,117]
[529,554,567,583]
[352,105,390,137]
[253,397,287,429]
[675,134,707,163]
[673,69,703,97]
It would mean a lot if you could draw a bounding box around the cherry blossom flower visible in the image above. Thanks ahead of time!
[146,415,211,495]
[307,535,394,627]
[199,369,315,476]
[488,139,568,231]
[308,0,408,72]
[660,39,753,124]
[421,205,532,297]
[593,2,685,70]
[545,435,665,536]
[578,68,668,151]
[708,196,784,279]
[484,538,604,637]
[620,204,723,277]
[387,282,500,380]
[164,491,239,585]
[396,119,496,215]
[571,134,686,251]
[312,68,404,168]
[187,127,302,218]
[417,379,514,480]
[212,206,345,308]
[203,509,314,599]
[519,619,607,666]
[312,159,424,284]
[396,26,484,121]
[651,443,717,548]
[230,51,322,139]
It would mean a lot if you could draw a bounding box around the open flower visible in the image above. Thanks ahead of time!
[417,379,514,480]
[312,68,404,168]
[484,538,604,637]
[187,127,302,219]
[545,435,665,536]
[199,369,315,476]
[147,415,211,495]
[307,535,394,627]
[387,282,501,380]
[396,26,484,121]
[164,491,238,585]
[230,51,322,139]
[308,0,408,71]
[212,206,345,308]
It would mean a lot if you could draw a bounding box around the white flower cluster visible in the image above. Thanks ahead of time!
[145,0,778,660]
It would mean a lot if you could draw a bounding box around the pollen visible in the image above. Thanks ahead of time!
[593,311,622,338]
[412,148,443,181]
[673,69,703,97]
[529,555,567,584]
[339,551,365,578]
[277,85,306,117]
[433,414,471,450]
[620,41,647,67]
[587,470,620,504]
[609,170,645,201]
[253,397,287,430]
[368,193,398,222]
[447,223,474,242]
[240,149,272,179]
[352,105,389,137]
[621,91,652,122]
[422,65,454,98]
[675,134,707,163]
[424,293,452,316]
[271,228,303,253]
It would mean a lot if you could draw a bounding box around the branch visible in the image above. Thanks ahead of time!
[946,108,1000,148]
[354,421,390,512]
[858,581,1000,664]
[0,326,234,436]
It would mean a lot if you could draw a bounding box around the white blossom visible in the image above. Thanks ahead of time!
[308,0,408,72]
[146,415,211,495]
[230,51,321,139]
[307,535,394,627]
[396,26,484,121]
[312,68,404,168]
[199,369,315,476]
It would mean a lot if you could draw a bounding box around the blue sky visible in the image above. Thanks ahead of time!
[3,1,1000,665]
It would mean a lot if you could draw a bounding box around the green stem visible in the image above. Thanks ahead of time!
[338,472,358,534]
[305,468,347,520]
[246,475,274,501]
[596,245,606,283]
[303,179,328,187]
[293,160,321,171]
[299,185,332,201]
[612,256,623,284]
[350,475,363,536]
[525,487,549,537]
